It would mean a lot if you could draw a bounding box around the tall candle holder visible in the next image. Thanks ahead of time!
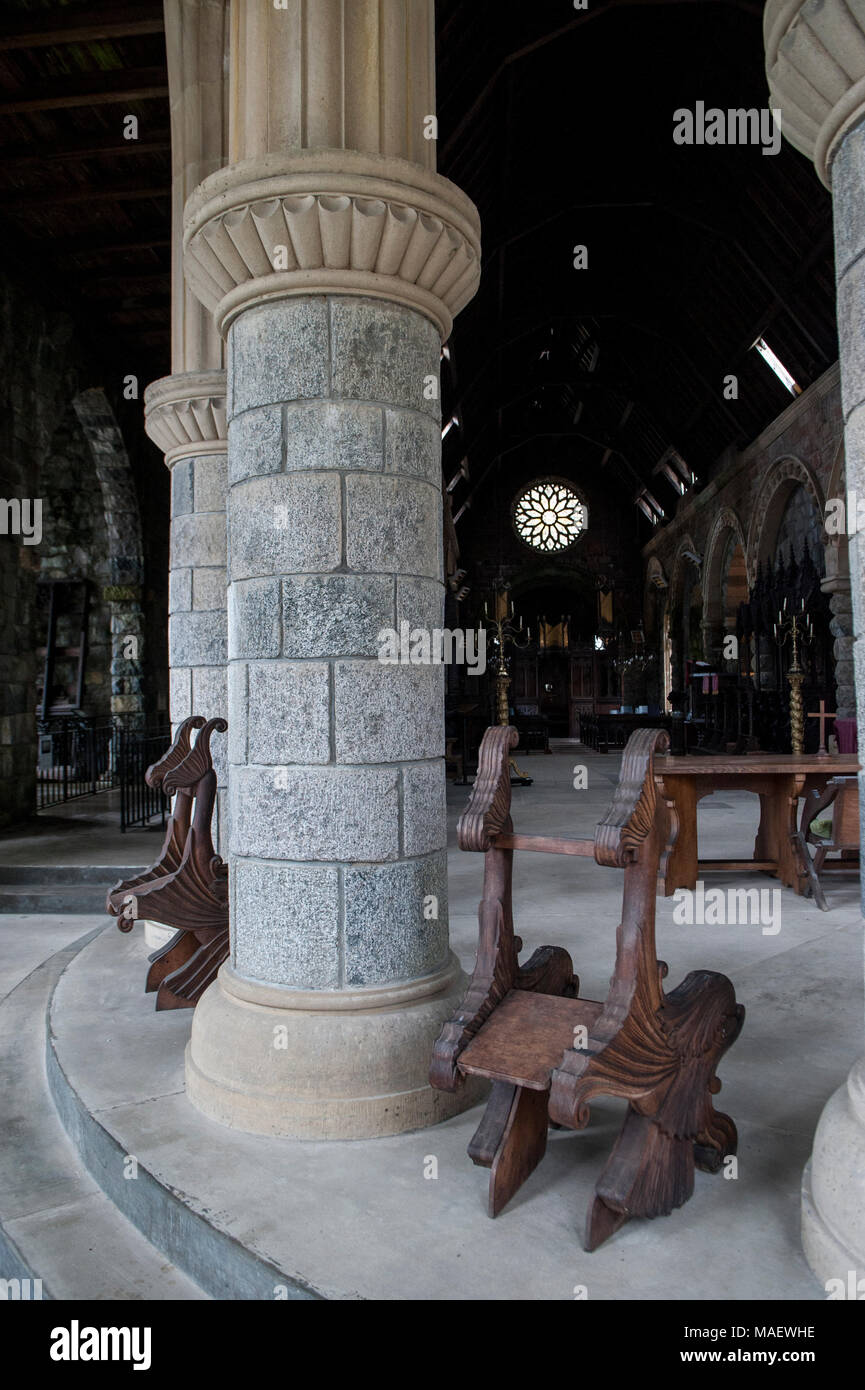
[482,589,533,785]
[774,599,813,755]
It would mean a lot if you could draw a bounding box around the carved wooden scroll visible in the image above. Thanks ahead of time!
[430,724,744,1249]
[107,717,229,1010]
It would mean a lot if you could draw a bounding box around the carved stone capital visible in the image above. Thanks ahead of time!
[765,0,865,186]
[183,150,481,340]
[144,369,227,466]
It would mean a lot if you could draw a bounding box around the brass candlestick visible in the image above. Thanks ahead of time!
[774,604,812,756]
[482,589,533,785]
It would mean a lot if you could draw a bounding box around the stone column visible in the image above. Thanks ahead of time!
[144,0,229,843]
[823,542,855,719]
[766,0,865,1287]
[182,0,482,1138]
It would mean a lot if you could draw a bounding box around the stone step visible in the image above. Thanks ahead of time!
[0,865,144,885]
[0,884,112,914]
[0,866,145,914]
[0,929,207,1301]
[48,928,322,1300]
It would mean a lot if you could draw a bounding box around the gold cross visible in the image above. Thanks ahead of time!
[807,699,836,756]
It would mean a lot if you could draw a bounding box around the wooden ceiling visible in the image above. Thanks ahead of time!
[0,1,840,543]
[435,0,839,535]
[0,2,170,380]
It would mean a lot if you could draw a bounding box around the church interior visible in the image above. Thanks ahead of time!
[1,0,864,1318]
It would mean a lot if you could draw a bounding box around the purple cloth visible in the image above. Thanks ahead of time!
[835,719,858,754]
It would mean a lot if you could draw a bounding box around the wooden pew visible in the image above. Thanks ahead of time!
[107,716,229,1010]
[430,725,744,1250]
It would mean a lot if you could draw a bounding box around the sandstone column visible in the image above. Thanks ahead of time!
[144,0,229,843]
[182,0,482,1138]
[766,0,865,1288]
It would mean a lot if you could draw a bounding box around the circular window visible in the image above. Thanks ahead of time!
[512,479,586,553]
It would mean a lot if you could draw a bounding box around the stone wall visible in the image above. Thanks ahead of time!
[642,363,846,706]
[0,269,170,827]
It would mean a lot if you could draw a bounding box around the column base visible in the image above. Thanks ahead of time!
[185,954,485,1138]
[801,1055,865,1288]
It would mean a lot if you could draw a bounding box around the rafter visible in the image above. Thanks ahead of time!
[0,3,164,51]
[0,128,171,166]
[0,68,168,115]
[5,183,169,208]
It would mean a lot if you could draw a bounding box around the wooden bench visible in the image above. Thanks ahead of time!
[430,724,744,1250]
[107,715,229,1010]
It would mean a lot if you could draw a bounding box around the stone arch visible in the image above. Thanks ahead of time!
[702,506,747,666]
[37,403,113,718]
[668,534,700,617]
[668,535,702,682]
[703,507,746,626]
[746,454,824,586]
[72,389,146,726]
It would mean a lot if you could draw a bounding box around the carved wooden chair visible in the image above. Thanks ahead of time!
[430,725,744,1251]
[107,716,229,1010]
[795,775,860,911]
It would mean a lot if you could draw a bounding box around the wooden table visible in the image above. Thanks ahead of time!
[653,753,861,897]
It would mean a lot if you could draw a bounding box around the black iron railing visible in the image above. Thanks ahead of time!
[36,717,117,809]
[117,725,172,832]
[36,717,173,831]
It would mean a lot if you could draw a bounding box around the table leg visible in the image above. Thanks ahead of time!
[658,775,698,895]
[753,776,804,891]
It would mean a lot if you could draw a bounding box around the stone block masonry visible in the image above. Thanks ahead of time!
[225,295,447,995]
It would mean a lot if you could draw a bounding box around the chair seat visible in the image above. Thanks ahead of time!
[458,989,604,1090]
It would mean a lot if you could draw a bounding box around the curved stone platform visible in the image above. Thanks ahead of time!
[39,916,838,1300]
[0,921,205,1301]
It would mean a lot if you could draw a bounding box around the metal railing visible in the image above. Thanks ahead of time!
[36,717,117,809]
[36,717,172,831]
[117,725,172,832]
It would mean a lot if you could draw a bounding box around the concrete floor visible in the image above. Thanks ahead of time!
[2,744,863,1299]
[0,789,163,866]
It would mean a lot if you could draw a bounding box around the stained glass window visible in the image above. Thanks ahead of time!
[512,480,585,552]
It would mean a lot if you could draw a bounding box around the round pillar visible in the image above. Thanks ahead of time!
[181,2,483,1137]
[766,0,865,1288]
[144,372,228,839]
[145,0,229,837]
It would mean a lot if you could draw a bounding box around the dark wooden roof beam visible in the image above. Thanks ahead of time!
[0,3,164,51]
[6,183,169,207]
[0,128,171,165]
[0,68,168,114]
